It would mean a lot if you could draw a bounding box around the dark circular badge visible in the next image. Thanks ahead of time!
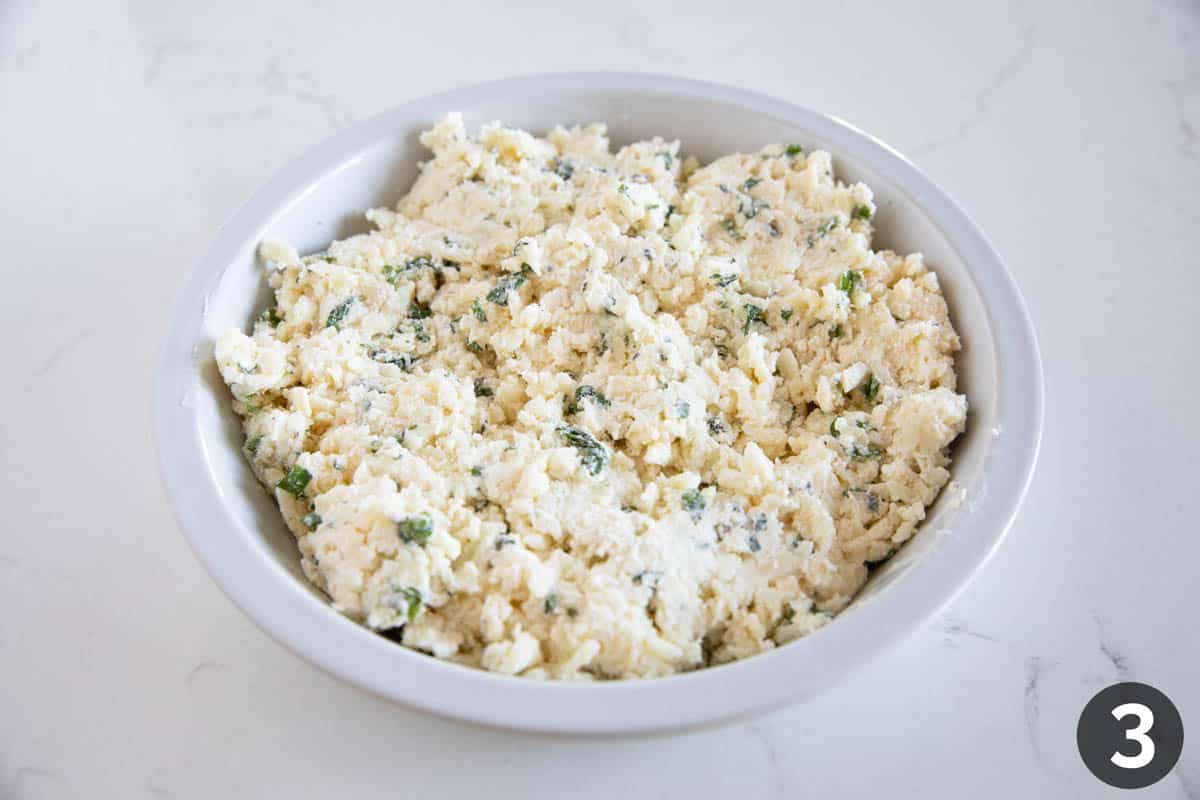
[1077,682,1184,789]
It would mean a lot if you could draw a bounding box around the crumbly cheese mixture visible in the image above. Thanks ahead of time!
[216,114,967,679]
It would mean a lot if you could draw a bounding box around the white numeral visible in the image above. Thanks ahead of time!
[1111,702,1155,769]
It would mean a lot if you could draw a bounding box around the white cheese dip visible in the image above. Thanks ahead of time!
[216,115,967,679]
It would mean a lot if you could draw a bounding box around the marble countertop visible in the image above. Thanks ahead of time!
[2,0,1196,797]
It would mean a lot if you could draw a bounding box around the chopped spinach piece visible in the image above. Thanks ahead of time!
[556,424,610,476]
[326,297,354,330]
[276,465,311,497]
[398,512,434,545]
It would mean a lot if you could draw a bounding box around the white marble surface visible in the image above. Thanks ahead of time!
[1,0,1197,796]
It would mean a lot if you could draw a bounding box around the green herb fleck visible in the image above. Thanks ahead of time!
[785,144,803,158]
[395,587,423,622]
[862,373,881,402]
[830,323,844,339]
[676,400,690,419]
[721,217,739,236]
[244,434,263,454]
[470,466,483,477]
[681,489,706,521]
[486,265,532,306]
[830,417,842,437]
[711,273,739,288]
[277,465,312,498]
[742,304,767,334]
[261,307,283,326]
[326,298,354,330]
[574,384,610,409]
[852,204,873,220]
[553,157,574,181]
[557,425,610,476]
[471,297,488,323]
[632,570,662,589]
[543,593,559,614]
[747,534,762,553]
[302,512,321,530]
[807,218,839,247]
[780,308,794,322]
[657,151,674,169]
[398,512,434,545]
[413,322,430,343]
[466,340,485,354]
[743,177,762,190]
[838,270,864,294]
[409,302,432,320]
[850,445,882,461]
[474,378,493,397]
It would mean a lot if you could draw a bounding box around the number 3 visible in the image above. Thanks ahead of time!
[1111,702,1155,769]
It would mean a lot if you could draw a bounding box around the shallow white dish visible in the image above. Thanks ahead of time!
[153,73,1042,735]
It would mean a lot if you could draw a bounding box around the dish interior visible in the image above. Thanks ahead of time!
[193,86,998,647]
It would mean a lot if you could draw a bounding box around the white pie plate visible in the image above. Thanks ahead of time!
[153,72,1043,735]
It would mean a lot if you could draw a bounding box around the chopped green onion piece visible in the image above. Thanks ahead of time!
[398,513,434,545]
[277,465,312,497]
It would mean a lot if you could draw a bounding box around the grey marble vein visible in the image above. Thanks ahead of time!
[1022,656,1056,764]
[911,22,1036,158]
